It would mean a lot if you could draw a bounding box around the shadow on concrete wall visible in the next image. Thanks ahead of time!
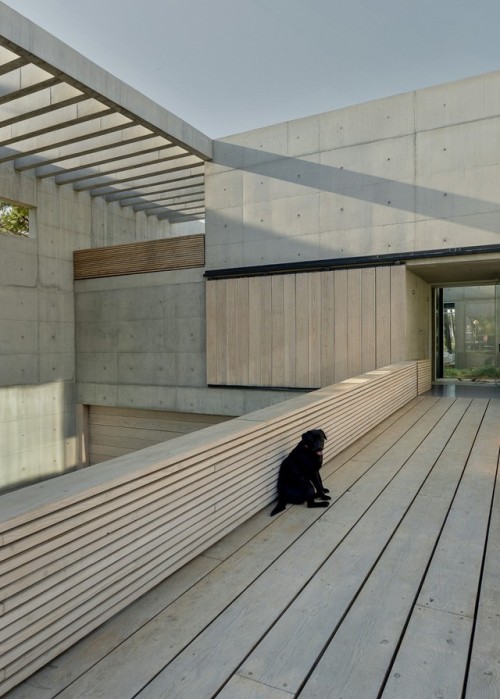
[213,143,500,236]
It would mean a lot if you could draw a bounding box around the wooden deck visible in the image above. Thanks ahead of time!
[4,393,500,699]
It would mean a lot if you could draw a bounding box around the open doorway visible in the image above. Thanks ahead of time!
[435,284,497,382]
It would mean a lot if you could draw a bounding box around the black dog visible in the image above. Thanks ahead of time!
[270,429,331,516]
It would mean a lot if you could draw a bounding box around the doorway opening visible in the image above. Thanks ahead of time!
[435,284,498,383]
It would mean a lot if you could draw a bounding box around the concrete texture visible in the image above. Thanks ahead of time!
[3,8,500,492]
[75,267,306,416]
[205,72,500,270]
[0,162,175,492]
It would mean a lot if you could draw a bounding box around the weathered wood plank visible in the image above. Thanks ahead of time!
[248,277,262,385]
[0,363,425,695]
[271,275,285,387]
[133,400,462,699]
[73,235,205,280]
[236,276,250,386]
[347,268,362,378]
[295,273,309,387]
[320,271,335,386]
[299,399,487,699]
[382,607,473,699]
[260,276,273,385]
[233,400,471,695]
[462,401,500,699]
[333,269,348,382]
[283,275,296,386]
[52,396,432,699]
[380,399,500,699]
[226,277,239,385]
[308,272,322,387]
[217,674,293,698]
[376,266,391,368]
[361,267,376,373]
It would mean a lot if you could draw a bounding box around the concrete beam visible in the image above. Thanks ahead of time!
[0,1,212,160]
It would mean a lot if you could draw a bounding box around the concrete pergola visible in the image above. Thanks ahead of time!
[0,2,213,223]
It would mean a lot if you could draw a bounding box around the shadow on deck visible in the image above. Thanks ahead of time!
[5,391,500,699]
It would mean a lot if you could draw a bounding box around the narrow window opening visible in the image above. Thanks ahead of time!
[0,199,30,237]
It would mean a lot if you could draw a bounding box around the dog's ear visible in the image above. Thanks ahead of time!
[301,431,312,442]
[320,429,327,441]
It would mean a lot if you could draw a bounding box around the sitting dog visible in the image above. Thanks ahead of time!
[270,429,331,516]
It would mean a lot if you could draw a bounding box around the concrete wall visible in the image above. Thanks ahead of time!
[75,268,306,418]
[205,71,500,270]
[0,163,173,492]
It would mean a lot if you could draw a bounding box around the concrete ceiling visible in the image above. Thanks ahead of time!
[407,253,500,285]
[0,2,212,223]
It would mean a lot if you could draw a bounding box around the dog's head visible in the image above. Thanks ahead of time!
[301,429,327,455]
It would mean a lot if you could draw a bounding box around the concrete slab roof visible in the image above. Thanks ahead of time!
[0,2,212,223]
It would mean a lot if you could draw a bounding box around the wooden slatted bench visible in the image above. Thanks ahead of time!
[0,360,430,695]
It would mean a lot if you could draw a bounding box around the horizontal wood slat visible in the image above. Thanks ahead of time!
[88,406,231,465]
[74,234,205,280]
[417,358,432,394]
[0,361,421,694]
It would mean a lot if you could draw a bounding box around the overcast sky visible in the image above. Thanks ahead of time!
[4,0,500,138]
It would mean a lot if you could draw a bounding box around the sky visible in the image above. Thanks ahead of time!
[4,0,500,139]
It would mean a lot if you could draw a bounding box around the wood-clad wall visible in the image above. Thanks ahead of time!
[74,235,205,280]
[0,361,421,695]
[206,265,407,388]
[88,406,232,465]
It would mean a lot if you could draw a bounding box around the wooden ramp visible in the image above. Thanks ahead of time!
[4,395,500,699]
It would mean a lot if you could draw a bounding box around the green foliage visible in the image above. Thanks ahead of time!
[0,200,29,236]
[444,365,499,380]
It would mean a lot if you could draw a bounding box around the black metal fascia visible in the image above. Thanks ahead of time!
[203,244,500,280]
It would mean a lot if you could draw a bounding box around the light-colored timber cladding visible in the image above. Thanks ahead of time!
[88,406,232,465]
[206,266,407,389]
[417,359,432,394]
[74,235,205,280]
[0,361,421,695]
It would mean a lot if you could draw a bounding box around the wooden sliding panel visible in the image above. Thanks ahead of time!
[215,279,228,385]
[206,265,410,389]
[295,273,310,387]
[361,267,376,373]
[320,271,335,386]
[334,269,348,383]
[74,234,205,280]
[248,277,262,385]
[236,277,250,386]
[260,277,273,386]
[271,276,285,387]
[226,278,239,386]
[283,275,297,387]
[347,268,362,378]
[375,266,392,369]
[308,273,322,388]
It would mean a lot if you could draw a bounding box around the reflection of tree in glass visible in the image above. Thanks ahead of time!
[468,315,494,345]
[0,200,29,236]
[444,307,455,353]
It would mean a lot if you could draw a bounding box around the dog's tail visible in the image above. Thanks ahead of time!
[270,500,286,516]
